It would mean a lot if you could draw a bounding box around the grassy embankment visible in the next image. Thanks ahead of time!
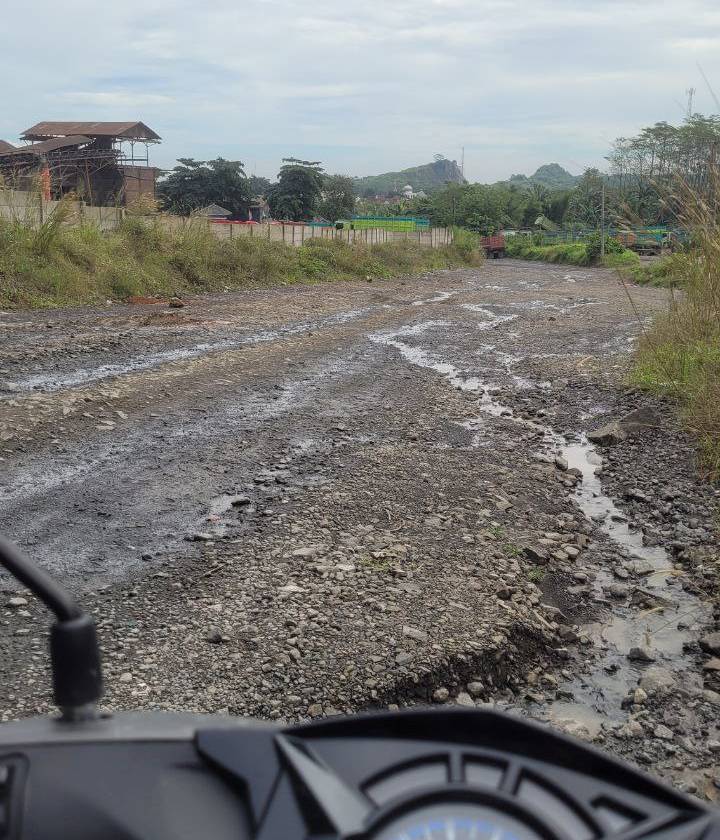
[629,199,720,476]
[0,206,482,309]
[505,233,640,269]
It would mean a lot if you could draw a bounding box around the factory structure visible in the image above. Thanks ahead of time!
[0,121,161,206]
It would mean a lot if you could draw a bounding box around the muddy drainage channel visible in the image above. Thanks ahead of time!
[372,321,712,737]
[2,306,376,395]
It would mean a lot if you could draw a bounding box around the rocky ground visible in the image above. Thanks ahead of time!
[0,260,718,800]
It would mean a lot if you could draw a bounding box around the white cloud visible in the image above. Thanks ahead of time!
[59,92,175,106]
[0,0,719,182]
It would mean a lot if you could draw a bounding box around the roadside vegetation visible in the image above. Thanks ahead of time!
[0,207,481,309]
[630,179,720,476]
[504,232,640,268]
[627,252,691,287]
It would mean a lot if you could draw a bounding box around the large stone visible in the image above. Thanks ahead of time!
[639,666,677,695]
[587,407,662,446]
[402,625,428,643]
[620,406,662,434]
[587,422,627,446]
[628,646,656,663]
[699,632,720,656]
[523,545,548,564]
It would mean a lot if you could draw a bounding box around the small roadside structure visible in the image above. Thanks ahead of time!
[198,203,232,220]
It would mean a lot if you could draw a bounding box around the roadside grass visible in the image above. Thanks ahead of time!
[628,251,691,287]
[0,215,483,309]
[629,179,720,477]
[505,235,639,269]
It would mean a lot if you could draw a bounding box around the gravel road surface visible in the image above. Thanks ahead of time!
[0,260,718,800]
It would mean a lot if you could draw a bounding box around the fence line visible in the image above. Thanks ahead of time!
[0,191,452,248]
[203,221,452,248]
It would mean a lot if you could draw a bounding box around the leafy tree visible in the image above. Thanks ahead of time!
[608,114,720,222]
[319,174,356,221]
[529,182,550,212]
[566,168,619,227]
[547,190,571,225]
[158,158,252,217]
[248,175,272,197]
[267,158,325,221]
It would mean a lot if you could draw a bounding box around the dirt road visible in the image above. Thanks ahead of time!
[1,261,718,799]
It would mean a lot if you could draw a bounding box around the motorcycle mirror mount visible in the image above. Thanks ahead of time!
[0,535,103,722]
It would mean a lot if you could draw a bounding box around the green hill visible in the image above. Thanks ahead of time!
[504,163,579,191]
[355,158,466,196]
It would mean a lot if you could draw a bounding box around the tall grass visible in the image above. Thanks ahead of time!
[630,173,720,476]
[0,216,482,309]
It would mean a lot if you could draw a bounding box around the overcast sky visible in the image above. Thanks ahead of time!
[2,0,720,183]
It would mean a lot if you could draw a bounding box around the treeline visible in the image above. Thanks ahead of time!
[608,115,720,223]
[381,173,608,235]
[158,114,720,232]
[158,158,356,222]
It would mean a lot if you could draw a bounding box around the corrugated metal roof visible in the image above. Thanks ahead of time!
[0,140,15,153]
[200,204,232,216]
[22,121,161,141]
[0,136,92,157]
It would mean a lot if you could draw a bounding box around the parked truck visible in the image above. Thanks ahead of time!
[480,234,506,258]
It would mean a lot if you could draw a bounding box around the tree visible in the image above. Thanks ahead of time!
[248,175,272,197]
[566,168,619,227]
[267,158,325,221]
[157,158,252,217]
[318,174,356,221]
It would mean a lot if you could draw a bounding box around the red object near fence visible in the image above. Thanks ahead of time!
[480,234,505,258]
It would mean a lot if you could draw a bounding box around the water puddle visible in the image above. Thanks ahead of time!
[412,291,456,306]
[371,318,711,738]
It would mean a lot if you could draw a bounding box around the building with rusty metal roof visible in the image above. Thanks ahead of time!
[21,122,161,142]
[0,121,161,206]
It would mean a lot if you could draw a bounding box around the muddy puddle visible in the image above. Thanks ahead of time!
[371,312,711,739]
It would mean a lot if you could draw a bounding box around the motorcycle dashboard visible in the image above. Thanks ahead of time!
[0,707,718,840]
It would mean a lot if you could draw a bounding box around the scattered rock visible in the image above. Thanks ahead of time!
[628,646,656,663]
[467,681,485,697]
[654,724,674,741]
[7,597,28,608]
[402,625,428,643]
[699,633,720,656]
[587,422,627,446]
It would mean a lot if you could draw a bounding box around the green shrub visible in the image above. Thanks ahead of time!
[585,232,624,263]
[601,250,640,268]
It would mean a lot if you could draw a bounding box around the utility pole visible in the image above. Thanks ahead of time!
[686,87,696,119]
[600,181,606,259]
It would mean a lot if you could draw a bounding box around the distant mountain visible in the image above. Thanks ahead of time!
[355,158,466,196]
[504,163,579,191]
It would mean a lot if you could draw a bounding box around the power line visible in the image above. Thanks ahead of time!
[698,63,720,112]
